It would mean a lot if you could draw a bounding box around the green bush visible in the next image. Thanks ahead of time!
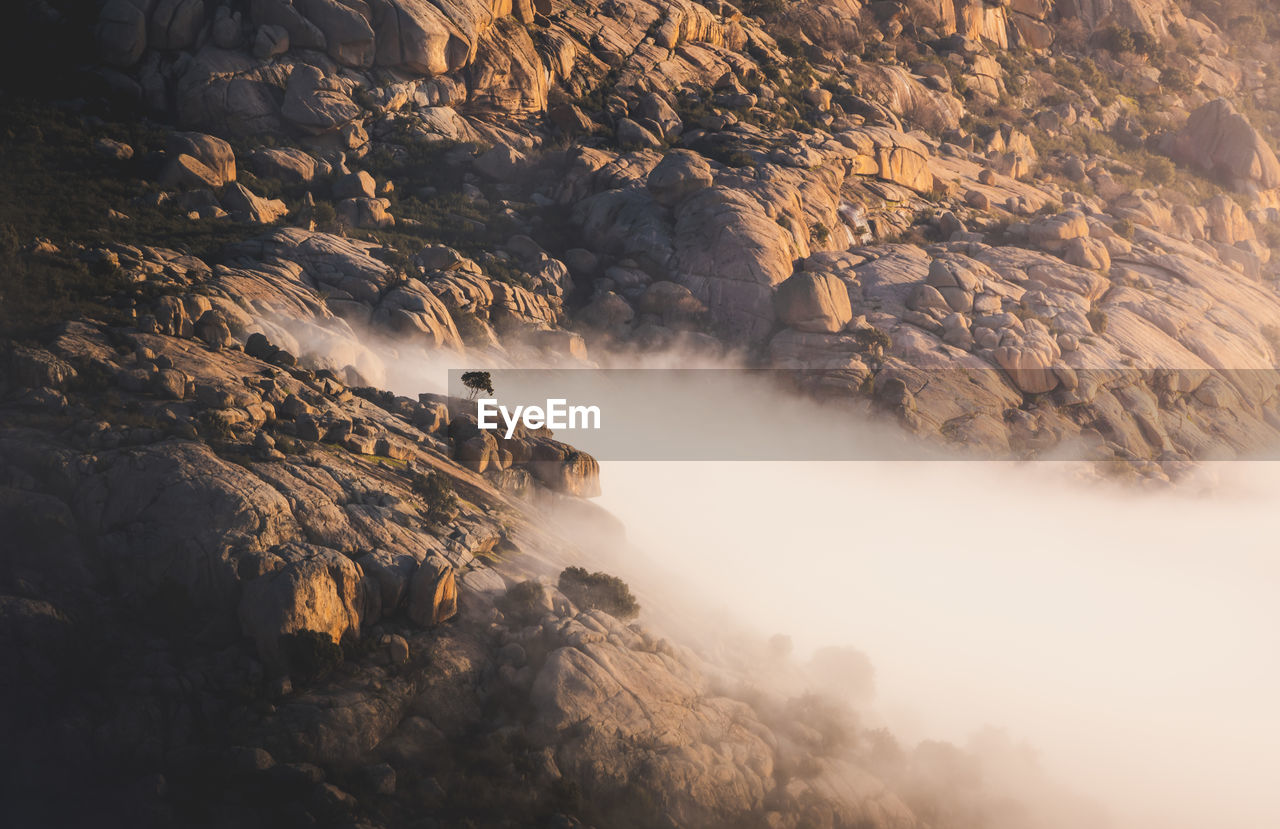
[1144,155,1176,186]
[739,0,786,16]
[1159,67,1194,94]
[198,409,236,442]
[413,470,459,527]
[498,580,547,623]
[1227,14,1266,47]
[1131,30,1162,58]
[1041,90,1072,108]
[0,100,261,335]
[312,201,337,226]
[717,149,758,168]
[1095,24,1134,55]
[559,567,640,619]
[452,310,493,346]
[0,223,131,336]
[280,629,344,685]
[851,326,891,360]
[775,36,804,59]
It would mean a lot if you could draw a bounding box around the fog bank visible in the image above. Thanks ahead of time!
[267,314,1280,829]
[594,458,1280,829]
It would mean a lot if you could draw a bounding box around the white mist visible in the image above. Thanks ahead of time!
[266,315,1280,828]
[595,459,1280,829]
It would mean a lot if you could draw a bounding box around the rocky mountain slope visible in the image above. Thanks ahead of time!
[11,0,1275,465]
[3,0,1280,826]
[0,311,921,828]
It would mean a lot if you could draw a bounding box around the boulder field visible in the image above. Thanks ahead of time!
[55,0,1280,463]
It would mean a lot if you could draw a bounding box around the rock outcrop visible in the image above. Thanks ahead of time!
[1170,98,1280,194]
[775,272,854,333]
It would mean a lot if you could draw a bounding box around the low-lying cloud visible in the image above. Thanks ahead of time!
[258,311,1280,829]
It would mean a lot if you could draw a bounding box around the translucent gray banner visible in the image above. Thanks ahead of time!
[445,369,1280,461]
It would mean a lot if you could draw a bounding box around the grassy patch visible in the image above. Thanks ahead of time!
[0,100,258,336]
[366,453,410,469]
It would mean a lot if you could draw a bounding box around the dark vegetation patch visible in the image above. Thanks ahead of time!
[280,629,345,686]
[411,469,460,527]
[558,566,640,619]
[0,101,254,337]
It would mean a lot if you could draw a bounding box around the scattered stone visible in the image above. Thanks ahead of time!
[162,154,223,190]
[1171,98,1280,192]
[194,310,233,350]
[408,556,458,627]
[168,132,236,186]
[96,0,147,66]
[244,332,278,361]
[337,197,394,229]
[212,6,243,49]
[249,147,319,184]
[774,272,852,333]
[93,137,134,161]
[221,183,288,224]
[474,145,527,182]
[150,368,188,400]
[282,64,362,134]
[616,118,661,149]
[1063,236,1111,272]
[333,171,376,200]
[253,24,290,59]
[646,150,713,207]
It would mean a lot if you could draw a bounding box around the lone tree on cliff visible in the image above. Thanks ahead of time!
[461,371,494,399]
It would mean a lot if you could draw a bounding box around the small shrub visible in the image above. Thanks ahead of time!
[498,580,546,623]
[1227,14,1265,47]
[1054,17,1088,52]
[851,326,891,361]
[371,243,412,274]
[758,56,783,84]
[1095,24,1134,55]
[558,566,640,619]
[413,470,459,527]
[721,150,758,168]
[198,409,236,442]
[280,629,344,685]
[1113,218,1135,239]
[312,200,336,226]
[1131,30,1161,59]
[1159,67,1194,94]
[739,0,785,16]
[775,36,804,60]
[452,310,492,346]
[1041,90,1072,108]
[548,777,582,813]
[1144,155,1176,186]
